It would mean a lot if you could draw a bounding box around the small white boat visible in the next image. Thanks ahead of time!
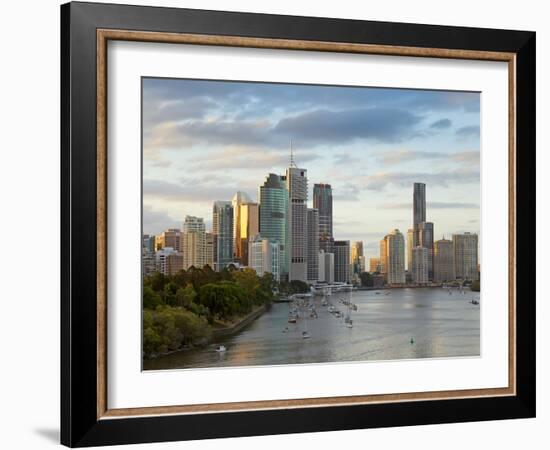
[302,331,310,339]
[215,345,226,353]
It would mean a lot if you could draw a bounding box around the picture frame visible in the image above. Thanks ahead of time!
[60,1,536,447]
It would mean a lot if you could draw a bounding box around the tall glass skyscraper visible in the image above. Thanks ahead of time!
[259,173,290,279]
[413,182,426,227]
[286,167,308,282]
[313,183,333,253]
[212,201,234,271]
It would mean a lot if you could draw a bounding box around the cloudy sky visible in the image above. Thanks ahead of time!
[143,77,480,259]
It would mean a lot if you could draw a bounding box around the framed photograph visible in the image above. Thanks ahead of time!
[61,1,536,447]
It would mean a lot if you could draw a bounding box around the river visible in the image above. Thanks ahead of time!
[143,287,480,371]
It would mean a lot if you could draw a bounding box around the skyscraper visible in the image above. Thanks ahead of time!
[369,257,382,273]
[379,238,388,277]
[407,228,414,273]
[434,238,456,282]
[318,249,335,284]
[413,182,426,227]
[351,241,364,276]
[231,191,253,263]
[313,183,333,253]
[238,202,259,266]
[418,221,434,280]
[259,173,289,279]
[205,232,215,269]
[286,166,308,282]
[306,208,319,283]
[412,246,429,284]
[382,229,406,285]
[182,215,206,269]
[248,235,280,281]
[155,228,182,252]
[333,240,351,283]
[212,202,234,271]
[453,233,479,280]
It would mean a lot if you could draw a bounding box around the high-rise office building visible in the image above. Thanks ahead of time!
[333,240,351,283]
[453,232,479,280]
[307,208,319,283]
[259,173,290,279]
[412,246,429,284]
[351,241,364,276]
[238,202,259,266]
[183,215,206,270]
[407,228,414,272]
[417,221,434,280]
[412,183,434,279]
[205,232,215,269]
[434,238,456,282]
[382,229,406,285]
[286,166,308,282]
[155,247,184,276]
[413,182,426,227]
[155,228,182,252]
[318,249,335,284]
[313,183,334,253]
[379,238,388,276]
[248,235,280,281]
[231,191,253,263]
[142,234,157,276]
[212,201,234,271]
[369,257,382,273]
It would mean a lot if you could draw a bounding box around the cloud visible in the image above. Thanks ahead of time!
[376,149,447,165]
[143,177,257,204]
[188,147,319,171]
[332,182,361,201]
[273,108,423,145]
[384,201,479,209]
[142,205,180,235]
[430,118,452,129]
[456,125,480,138]
[333,152,360,165]
[361,168,479,191]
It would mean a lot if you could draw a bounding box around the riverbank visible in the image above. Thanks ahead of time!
[144,304,268,361]
[211,304,267,339]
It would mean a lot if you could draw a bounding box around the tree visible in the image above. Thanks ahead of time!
[359,272,373,287]
[143,285,162,309]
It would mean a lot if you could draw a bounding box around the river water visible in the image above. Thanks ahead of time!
[143,287,480,371]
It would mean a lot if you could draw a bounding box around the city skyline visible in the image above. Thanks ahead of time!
[143,78,480,259]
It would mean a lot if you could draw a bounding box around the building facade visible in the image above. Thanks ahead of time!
[183,215,206,270]
[417,221,434,280]
[369,257,382,273]
[318,249,335,284]
[453,232,479,280]
[248,236,280,281]
[238,202,259,266]
[231,191,253,263]
[212,201,234,271]
[313,183,334,253]
[286,167,308,282]
[351,241,364,276]
[434,238,456,282]
[413,182,426,227]
[155,247,184,276]
[259,173,290,279]
[407,228,414,273]
[306,208,319,283]
[412,246,429,284]
[333,240,351,283]
[382,229,406,285]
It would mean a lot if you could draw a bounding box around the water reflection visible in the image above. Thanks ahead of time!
[143,288,480,371]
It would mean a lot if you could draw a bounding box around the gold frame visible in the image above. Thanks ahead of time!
[96,29,516,420]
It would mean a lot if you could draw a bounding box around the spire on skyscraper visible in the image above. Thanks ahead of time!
[290,138,297,168]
